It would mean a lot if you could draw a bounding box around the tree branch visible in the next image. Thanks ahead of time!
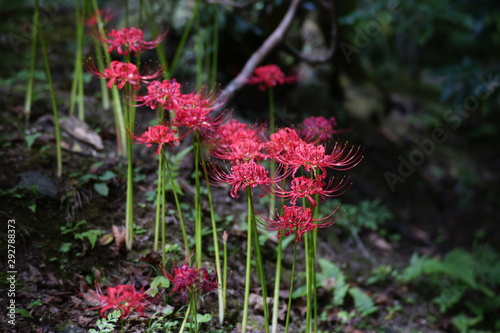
[222,0,304,101]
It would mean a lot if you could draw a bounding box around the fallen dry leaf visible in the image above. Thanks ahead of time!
[112,224,126,256]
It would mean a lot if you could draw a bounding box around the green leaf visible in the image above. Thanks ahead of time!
[74,229,104,249]
[94,182,109,197]
[25,132,42,148]
[28,203,36,213]
[196,313,212,323]
[59,242,72,253]
[348,287,378,317]
[317,258,349,306]
[452,313,483,333]
[148,276,171,297]
[433,283,467,312]
[98,170,116,181]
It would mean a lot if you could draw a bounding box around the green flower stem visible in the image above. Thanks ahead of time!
[164,154,189,258]
[154,149,165,252]
[169,0,198,78]
[248,190,270,333]
[241,189,254,333]
[91,36,111,110]
[143,0,169,78]
[37,0,62,178]
[70,0,85,119]
[284,239,298,333]
[125,82,135,250]
[222,231,228,319]
[111,86,126,156]
[93,41,110,110]
[270,237,282,333]
[268,87,277,219]
[304,231,312,332]
[200,152,224,324]
[124,0,129,28]
[271,179,286,333]
[210,4,219,89]
[194,132,202,267]
[194,0,203,90]
[191,295,199,333]
[268,88,275,134]
[24,0,39,122]
[178,301,191,333]
[90,0,125,155]
[312,185,321,332]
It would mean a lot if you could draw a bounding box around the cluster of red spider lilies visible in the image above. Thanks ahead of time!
[80,8,362,332]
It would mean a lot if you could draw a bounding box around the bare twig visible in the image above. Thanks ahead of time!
[283,0,337,65]
[222,0,304,101]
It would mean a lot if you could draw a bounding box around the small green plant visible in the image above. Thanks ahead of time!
[366,264,397,285]
[293,258,378,319]
[88,309,121,333]
[335,198,393,233]
[68,167,117,198]
[60,220,104,250]
[146,307,177,333]
[399,244,500,332]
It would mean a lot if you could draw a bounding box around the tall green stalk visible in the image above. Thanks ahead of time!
[271,180,286,333]
[70,0,85,120]
[143,0,169,78]
[304,230,312,332]
[24,0,39,123]
[154,149,165,253]
[37,0,62,177]
[241,189,254,333]
[125,81,136,250]
[268,88,277,219]
[169,0,198,78]
[194,0,203,90]
[271,238,283,333]
[284,240,298,333]
[165,154,189,258]
[200,151,224,324]
[194,132,203,268]
[210,4,219,89]
[222,231,228,320]
[248,189,270,333]
[90,0,125,155]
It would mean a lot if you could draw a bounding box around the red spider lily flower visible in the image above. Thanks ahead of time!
[164,263,218,300]
[266,127,304,157]
[86,60,162,90]
[298,116,342,143]
[133,125,180,155]
[86,9,113,28]
[209,161,286,198]
[273,175,350,207]
[258,205,339,242]
[81,284,149,318]
[272,141,363,177]
[211,119,262,148]
[135,79,184,110]
[98,27,167,56]
[246,64,297,91]
[172,88,227,134]
[211,138,268,163]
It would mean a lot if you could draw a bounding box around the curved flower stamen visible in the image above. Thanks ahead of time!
[258,205,339,242]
